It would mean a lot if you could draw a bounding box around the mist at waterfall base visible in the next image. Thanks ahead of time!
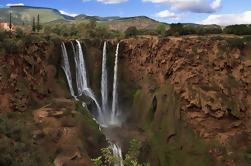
[61,40,124,166]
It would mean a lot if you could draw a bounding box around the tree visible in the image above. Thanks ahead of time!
[125,26,138,37]
[156,24,166,36]
[9,13,12,31]
[32,17,36,32]
[224,25,251,35]
[167,23,184,36]
[36,14,42,32]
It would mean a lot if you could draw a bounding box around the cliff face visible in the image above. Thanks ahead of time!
[120,36,250,140]
[117,36,251,165]
[0,41,65,112]
[0,36,250,165]
[0,41,106,166]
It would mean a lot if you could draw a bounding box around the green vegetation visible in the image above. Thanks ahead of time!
[0,111,55,166]
[166,23,223,36]
[92,139,150,166]
[224,24,251,35]
[42,20,121,39]
[125,26,138,37]
[226,37,246,49]
[155,24,166,36]
[0,29,61,56]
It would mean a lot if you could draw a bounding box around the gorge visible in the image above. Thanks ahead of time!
[0,34,250,166]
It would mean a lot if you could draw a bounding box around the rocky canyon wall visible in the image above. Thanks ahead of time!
[117,36,251,165]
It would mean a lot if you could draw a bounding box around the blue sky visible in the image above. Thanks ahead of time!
[1,0,251,25]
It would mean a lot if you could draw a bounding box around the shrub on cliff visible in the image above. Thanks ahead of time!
[125,26,139,37]
[226,38,245,49]
[0,30,8,42]
[23,34,46,44]
[166,23,184,36]
[92,139,150,166]
[2,38,20,54]
[155,24,166,36]
[224,24,251,35]
[15,27,25,39]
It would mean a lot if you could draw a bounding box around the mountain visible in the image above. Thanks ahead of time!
[0,5,164,30]
[0,6,71,24]
[104,16,167,31]
[75,14,120,21]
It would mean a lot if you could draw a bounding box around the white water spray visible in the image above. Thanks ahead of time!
[101,41,108,114]
[61,43,76,98]
[75,40,102,119]
[112,143,124,166]
[62,41,124,166]
[111,43,120,123]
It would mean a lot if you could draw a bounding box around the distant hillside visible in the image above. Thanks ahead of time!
[104,16,167,31]
[0,6,166,31]
[0,6,70,24]
[75,14,120,22]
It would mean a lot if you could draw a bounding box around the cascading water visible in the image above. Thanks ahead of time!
[61,40,102,121]
[101,41,108,116]
[61,43,76,98]
[100,41,123,166]
[112,143,124,166]
[62,41,124,166]
[75,40,102,119]
[111,43,120,124]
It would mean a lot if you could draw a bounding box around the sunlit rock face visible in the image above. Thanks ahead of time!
[117,36,251,165]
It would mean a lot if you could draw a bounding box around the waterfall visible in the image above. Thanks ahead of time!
[111,43,120,123]
[61,43,76,98]
[61,41,124,166]
[112,143,124,166]
[71,40,102,120]
[101,41,108,114]
[75,40,88,95]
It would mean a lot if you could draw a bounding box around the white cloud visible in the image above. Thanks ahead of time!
[6,3,24,7]
[143,0,222,13]
[83,0,128,4]
[59,10,78,17]
[97,0,128,4]
[156,10,177,18]
[210,0,221,10]
[201,11,251,25]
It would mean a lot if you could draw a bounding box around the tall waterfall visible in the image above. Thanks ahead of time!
[111,43,120,123]
[61,41,102,120]
[61,43,76,98]
[61,41,124,166]
[101,41,108,114]
[75,40,102,118]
